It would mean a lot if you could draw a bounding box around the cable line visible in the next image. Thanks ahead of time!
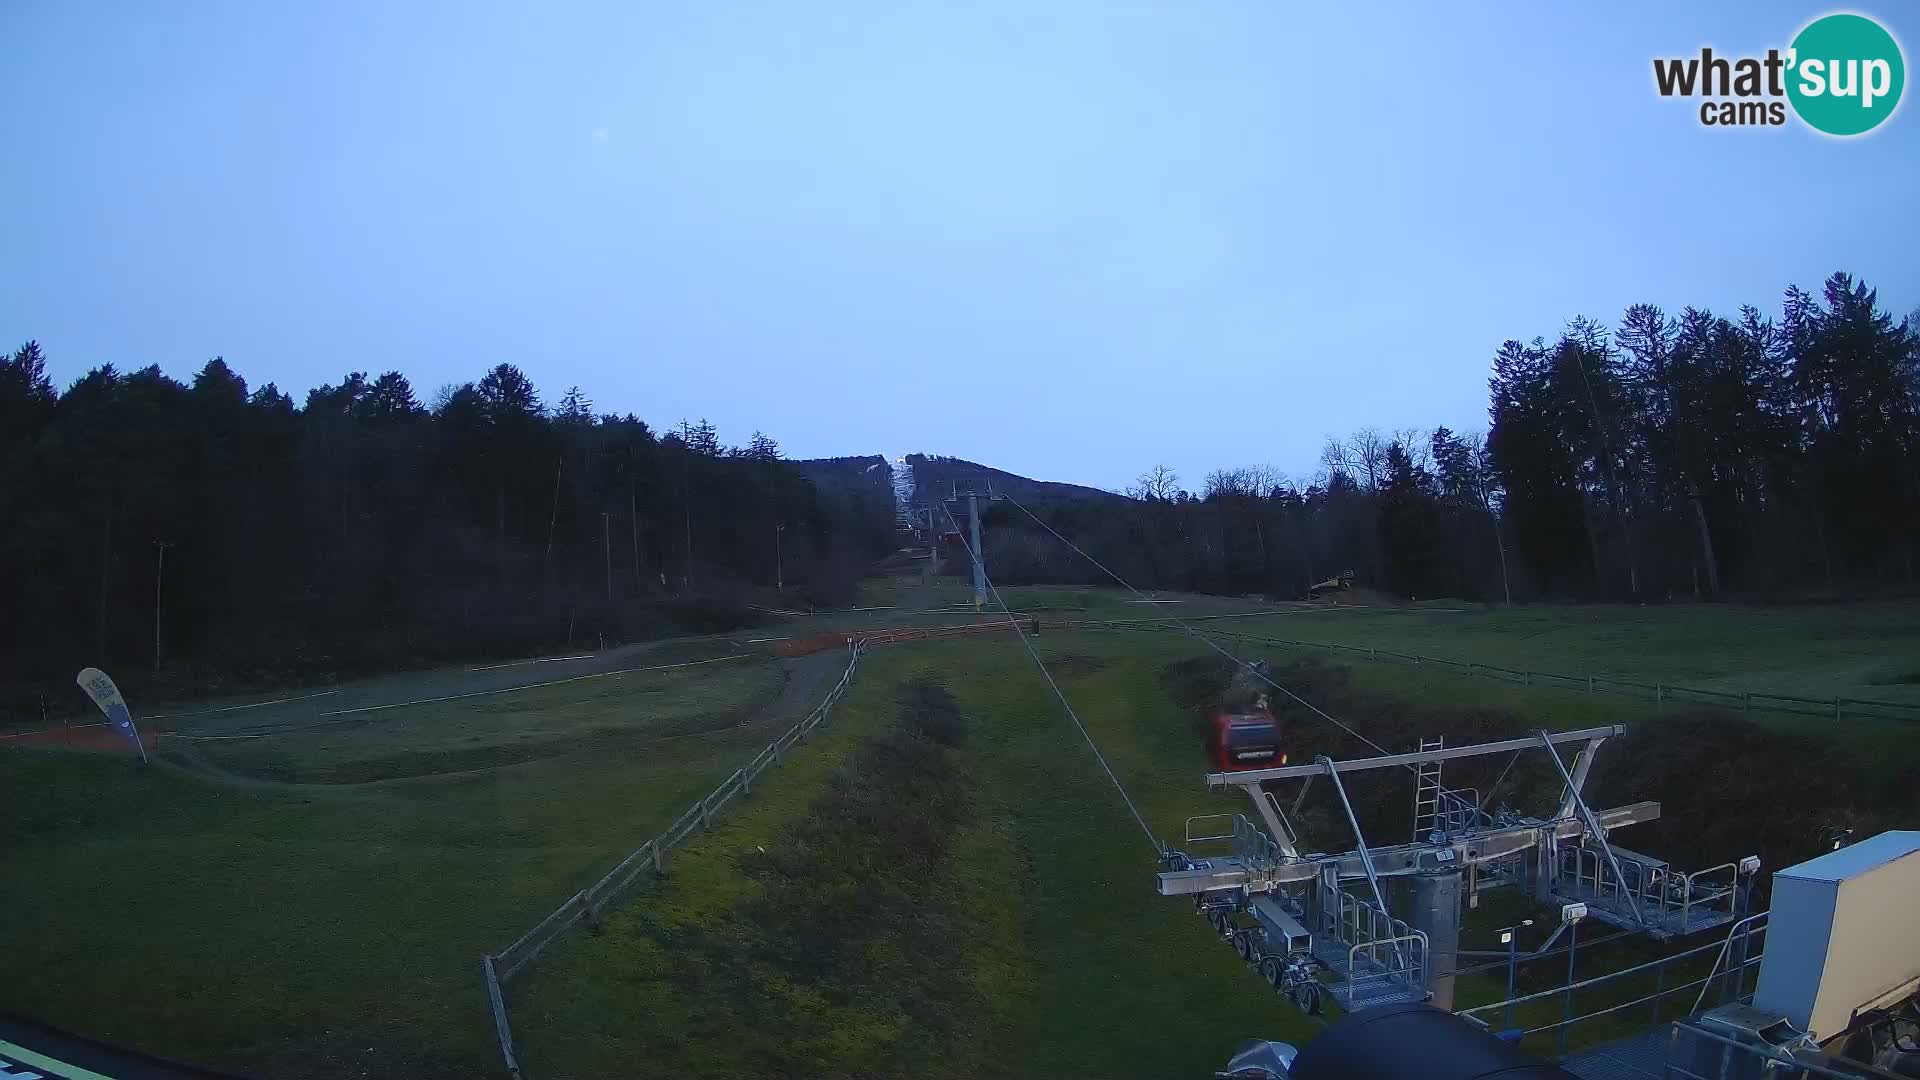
[1001,491,1416,771]
[939,504,1163,854]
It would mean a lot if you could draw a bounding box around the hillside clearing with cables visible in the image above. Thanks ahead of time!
[511,610,1920,1078]
[6,568,1919,1077]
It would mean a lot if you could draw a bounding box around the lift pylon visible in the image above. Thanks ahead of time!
[943,481,1004,610]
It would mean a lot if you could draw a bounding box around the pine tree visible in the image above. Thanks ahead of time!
[557,386,595,426]
[745,430,781,460]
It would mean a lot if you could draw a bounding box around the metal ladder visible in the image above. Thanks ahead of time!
[1411,737,1445,840]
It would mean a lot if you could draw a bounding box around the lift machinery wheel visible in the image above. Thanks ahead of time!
[1290,979,1323,1016]
[1260,955,1284,988]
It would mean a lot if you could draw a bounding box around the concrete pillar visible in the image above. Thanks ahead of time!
[1407,868,1463,1010]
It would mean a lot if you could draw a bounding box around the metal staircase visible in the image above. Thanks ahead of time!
[1312,869,1429,1010]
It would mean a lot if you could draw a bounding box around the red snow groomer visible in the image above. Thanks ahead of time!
[1207,660,1286,771]
[1211,704,1287,771]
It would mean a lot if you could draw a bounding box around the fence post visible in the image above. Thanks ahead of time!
[1834,697,1843,722]
[651,841,667,875]
[1588,675,1595,694]
[1655,684,1664,704]
[1524,671,1532,687]
[1369,647,1376,660]
[482,955,525,1080]
[1743,692,1751,718]
[1467,662,1476,678]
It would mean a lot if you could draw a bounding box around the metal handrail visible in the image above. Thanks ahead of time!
[1435,787,1482,833]
[1554,846,1745,930]
[1348,931,1429,983]
[1691,911,1770,1016]
[1185,814,1236,846]
[1672,861,1742,930]
[1457,931,1743,1020]
[1517,956,1761,1036]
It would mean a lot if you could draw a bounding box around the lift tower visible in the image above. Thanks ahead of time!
[944,482,1002,610]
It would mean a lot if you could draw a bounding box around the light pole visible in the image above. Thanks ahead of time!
[601,513,614,600]
[152,540,172,672]
[1559,903,1588,1056]
[774,523,786,592]
[1498,919,1534,1031]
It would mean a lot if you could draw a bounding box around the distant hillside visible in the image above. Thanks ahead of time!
[793,454,888,484]
[905,454,1124,506]
[791,455,894,505]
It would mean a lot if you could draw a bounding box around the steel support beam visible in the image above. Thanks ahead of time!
[1554,737,1605,820]
[1206,725,1626,787]
[1536,730,1645,927]
[1247,786,1301,858]
[1320,756,1392,917]
[1153,800,1660,897]
[1320,754,1406,973]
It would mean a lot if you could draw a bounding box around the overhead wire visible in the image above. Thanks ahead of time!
[940,503,1163,855]
[1000,492,1416,771]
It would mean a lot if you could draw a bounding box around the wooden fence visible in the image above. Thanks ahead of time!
[481,641,865,1079]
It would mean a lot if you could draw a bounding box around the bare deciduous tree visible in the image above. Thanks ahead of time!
[1129,464,1181,501]
[1322,428,1389,490]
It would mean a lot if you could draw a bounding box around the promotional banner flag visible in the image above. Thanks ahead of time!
[75,666,148,763]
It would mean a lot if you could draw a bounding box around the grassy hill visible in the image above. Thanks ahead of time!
[8,585,1920,1077]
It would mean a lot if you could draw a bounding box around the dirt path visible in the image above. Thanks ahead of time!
[746,650,847,729]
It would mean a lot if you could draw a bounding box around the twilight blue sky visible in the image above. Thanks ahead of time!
[4,2,1916,492]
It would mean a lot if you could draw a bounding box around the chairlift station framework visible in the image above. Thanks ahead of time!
[1157,723,1760,1014]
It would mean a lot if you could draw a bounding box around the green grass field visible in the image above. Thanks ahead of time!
[189,657,782,784]
[7,585,1919,1078]
[841,575,1288,626]
[0,655,803,1079]
[1225,600,1920,705]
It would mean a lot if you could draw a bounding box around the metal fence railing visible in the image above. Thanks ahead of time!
[1457,914,1768,1057]
[1052,620,1920,726]
[480,640,866,1079]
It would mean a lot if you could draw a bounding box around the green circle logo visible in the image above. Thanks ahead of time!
[1787,13,1905,136]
